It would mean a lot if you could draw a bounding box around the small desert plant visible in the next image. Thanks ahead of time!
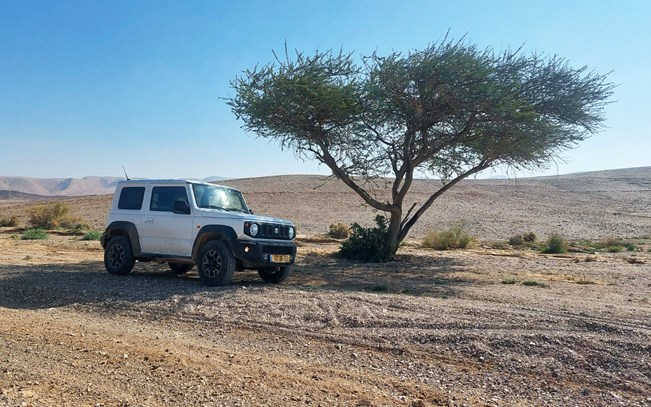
[509,232,536,247]
[576,276,596,285]
[508,234,525,246]
[422,224,473,250]
[339,215,390,262]
[522,280,547,287]
[542,233,567,254]
[21,228,48,240]
[328,222,351,239]
[0,216,19,227]
[82,230,102,241]
[501,277,518,284]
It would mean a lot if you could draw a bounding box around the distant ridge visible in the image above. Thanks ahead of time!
[0,176,122,197]
[2,167,649,198]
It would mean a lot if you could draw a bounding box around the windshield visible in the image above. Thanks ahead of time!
[192,184,248,213]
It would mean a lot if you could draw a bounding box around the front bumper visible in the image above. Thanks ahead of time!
[229,239,297,268]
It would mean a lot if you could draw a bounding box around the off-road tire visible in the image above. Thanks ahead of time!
[196,240,235,286]
[168,262,194,274]
[104,236,135,276]
[258,266,291,284]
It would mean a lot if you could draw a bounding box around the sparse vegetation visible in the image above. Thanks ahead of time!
[27,202,90,231]
[576,276,597,285]
[82,230,102,241]
[542,233,567,254]
[21,228,48,240]
[522,280,548,287]
[422,224,473,250]
[509,232,537,247]
[328,223,350,239]
[508,234,525,246]
[502,277,518,284]
[0,216,19,227]
[339,215,390,262]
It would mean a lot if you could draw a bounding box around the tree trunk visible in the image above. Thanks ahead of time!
[384,208,402,260]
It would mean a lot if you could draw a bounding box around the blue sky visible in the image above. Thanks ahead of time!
[0,0,649,179]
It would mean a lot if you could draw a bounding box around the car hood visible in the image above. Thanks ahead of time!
[194,208,294,226]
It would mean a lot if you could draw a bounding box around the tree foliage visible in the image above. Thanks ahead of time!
[228,37,613,260]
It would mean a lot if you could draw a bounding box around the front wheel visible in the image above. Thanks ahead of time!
[169,262,194,274]
[196,241,235,286]
[258,266,291,284]
[104,236,135,276]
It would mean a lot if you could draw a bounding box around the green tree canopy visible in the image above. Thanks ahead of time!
[228,38,613,260]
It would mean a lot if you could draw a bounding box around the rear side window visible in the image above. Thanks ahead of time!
[117,187,145,210]
[150,186,188,212]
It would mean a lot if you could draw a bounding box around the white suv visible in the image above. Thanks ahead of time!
[100,179,297,286]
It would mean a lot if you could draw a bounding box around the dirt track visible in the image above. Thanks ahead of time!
[1,233,650,406]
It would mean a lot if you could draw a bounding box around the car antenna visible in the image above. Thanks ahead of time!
[122,165,131,181]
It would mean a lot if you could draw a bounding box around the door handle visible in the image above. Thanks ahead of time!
[144,218,155,224]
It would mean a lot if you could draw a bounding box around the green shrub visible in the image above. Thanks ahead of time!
[542,233,567,254]
[22,228,48,240]
[328,222,351,239]
[0,216,19,227]
[422,224,473,250]
[339,215,390,262]
[82,230,102,241]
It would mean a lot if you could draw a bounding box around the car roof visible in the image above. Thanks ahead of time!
[116,179,240,192]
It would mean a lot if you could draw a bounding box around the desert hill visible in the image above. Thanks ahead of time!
[0,176,122,197]
[1,167,649,241]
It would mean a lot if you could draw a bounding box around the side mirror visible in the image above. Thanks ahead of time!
[249,208,254,214]
[173,200,191,215]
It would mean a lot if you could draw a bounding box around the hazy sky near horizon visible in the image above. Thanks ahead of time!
[1,0,649,179]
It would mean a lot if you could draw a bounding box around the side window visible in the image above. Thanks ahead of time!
[150,186,189,213]
[117,187,145,210]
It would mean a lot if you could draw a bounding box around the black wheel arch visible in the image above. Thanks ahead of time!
[102,221,142,256]
[191,225,238,261]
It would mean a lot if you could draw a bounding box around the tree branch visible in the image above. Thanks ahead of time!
[397,160,491,242]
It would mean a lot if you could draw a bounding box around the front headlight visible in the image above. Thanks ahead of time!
[249,223,259,237]
[288,227,295,239]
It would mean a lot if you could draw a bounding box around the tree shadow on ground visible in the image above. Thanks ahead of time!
[239,251,475,297]
[0,251,474,311]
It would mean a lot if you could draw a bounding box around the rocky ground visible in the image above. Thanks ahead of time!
[1,169,650,406]
[0,232,649,406]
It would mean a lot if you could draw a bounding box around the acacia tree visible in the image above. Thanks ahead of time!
[228,38,613,260]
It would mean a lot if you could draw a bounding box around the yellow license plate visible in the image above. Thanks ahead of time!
[270,254,291,263]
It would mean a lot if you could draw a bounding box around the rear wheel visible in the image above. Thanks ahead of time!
[168,262,194,274]
[196,241,235,286]
[104,236,135,276]
[258,266,291,284]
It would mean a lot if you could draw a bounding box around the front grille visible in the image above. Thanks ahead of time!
[259,223,291,240]
[263,245,294,255]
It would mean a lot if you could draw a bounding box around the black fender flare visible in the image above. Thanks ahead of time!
[192,225,238,261]
[102,221,142,256]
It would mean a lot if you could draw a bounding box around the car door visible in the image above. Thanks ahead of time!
[139,185,194,257]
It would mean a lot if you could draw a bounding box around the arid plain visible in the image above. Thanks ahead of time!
[1,168,650,406]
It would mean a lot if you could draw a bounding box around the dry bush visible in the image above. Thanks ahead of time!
[0,216,19,227]
[27,202,89,230]
[422,224,473,250]
[328,222,351,239]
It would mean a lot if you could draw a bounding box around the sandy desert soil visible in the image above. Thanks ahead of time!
[1,169,650,406]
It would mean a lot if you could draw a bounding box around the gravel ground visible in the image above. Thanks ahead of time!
[0,168,650,406]
[0,233,649,406]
